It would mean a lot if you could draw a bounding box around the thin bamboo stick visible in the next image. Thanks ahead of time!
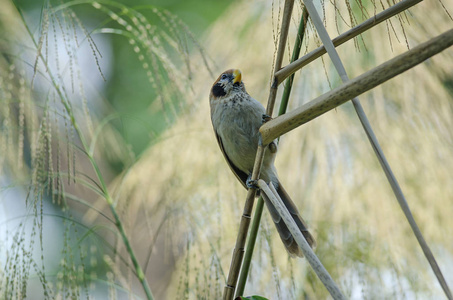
[266,0,295,115]
[234,195,265,297]
[234,7,310,297]
[258,180,346,300]
[260,28,453,144]
[276,0,453,294]
[279,7,310,116]
[222,1,295,299]
[274,0,423,86]
[222,180,261,300]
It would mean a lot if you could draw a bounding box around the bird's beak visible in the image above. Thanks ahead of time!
[232,69,242,84]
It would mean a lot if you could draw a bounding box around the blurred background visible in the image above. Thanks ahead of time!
[1,0,453,299]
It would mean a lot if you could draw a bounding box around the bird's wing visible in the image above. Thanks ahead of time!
[215,131,248,189]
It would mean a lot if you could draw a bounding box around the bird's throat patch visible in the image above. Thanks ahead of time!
[212,83,226,98]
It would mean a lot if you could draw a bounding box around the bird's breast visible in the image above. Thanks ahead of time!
[211,96,266,174]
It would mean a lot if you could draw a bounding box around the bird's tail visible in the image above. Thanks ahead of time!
[261,182,315,257]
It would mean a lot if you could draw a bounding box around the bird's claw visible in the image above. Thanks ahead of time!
[262,114,272,124]
[268,141,277,153]
[246,177,259,190]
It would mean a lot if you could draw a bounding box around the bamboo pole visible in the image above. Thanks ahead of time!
[222,2,295,299]
[235,7,310,298]
[260,28,453,144]
[270,0,453,294]
[273,0,423,86]
[266,0,295,115]
[258,180,346,300]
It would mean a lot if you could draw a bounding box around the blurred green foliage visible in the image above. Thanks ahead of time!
[17,0,230,161]
[103,0,230,157]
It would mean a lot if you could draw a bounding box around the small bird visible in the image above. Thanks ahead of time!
[210,69,315,257]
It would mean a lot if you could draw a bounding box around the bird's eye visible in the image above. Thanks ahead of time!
[221,74,227,80]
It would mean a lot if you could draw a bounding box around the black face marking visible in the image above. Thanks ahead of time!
[212,83,226,97]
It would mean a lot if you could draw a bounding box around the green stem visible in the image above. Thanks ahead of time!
[235,196,265,297]
[279,7,309,117]
[14,2,154,299]
[234,7,309,297]
[88,156,155,300]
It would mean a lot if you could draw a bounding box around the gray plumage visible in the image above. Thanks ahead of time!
[209,69,315,257]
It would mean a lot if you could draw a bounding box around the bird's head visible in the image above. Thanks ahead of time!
[210,69,246,100]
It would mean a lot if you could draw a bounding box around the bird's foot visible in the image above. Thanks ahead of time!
[268,141,277,153]
[262,114,272,124]
[246,176,259,190]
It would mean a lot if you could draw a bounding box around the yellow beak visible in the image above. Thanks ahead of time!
[232,69,242,84]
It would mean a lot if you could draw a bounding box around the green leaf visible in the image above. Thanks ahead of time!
[235,295,269,300]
